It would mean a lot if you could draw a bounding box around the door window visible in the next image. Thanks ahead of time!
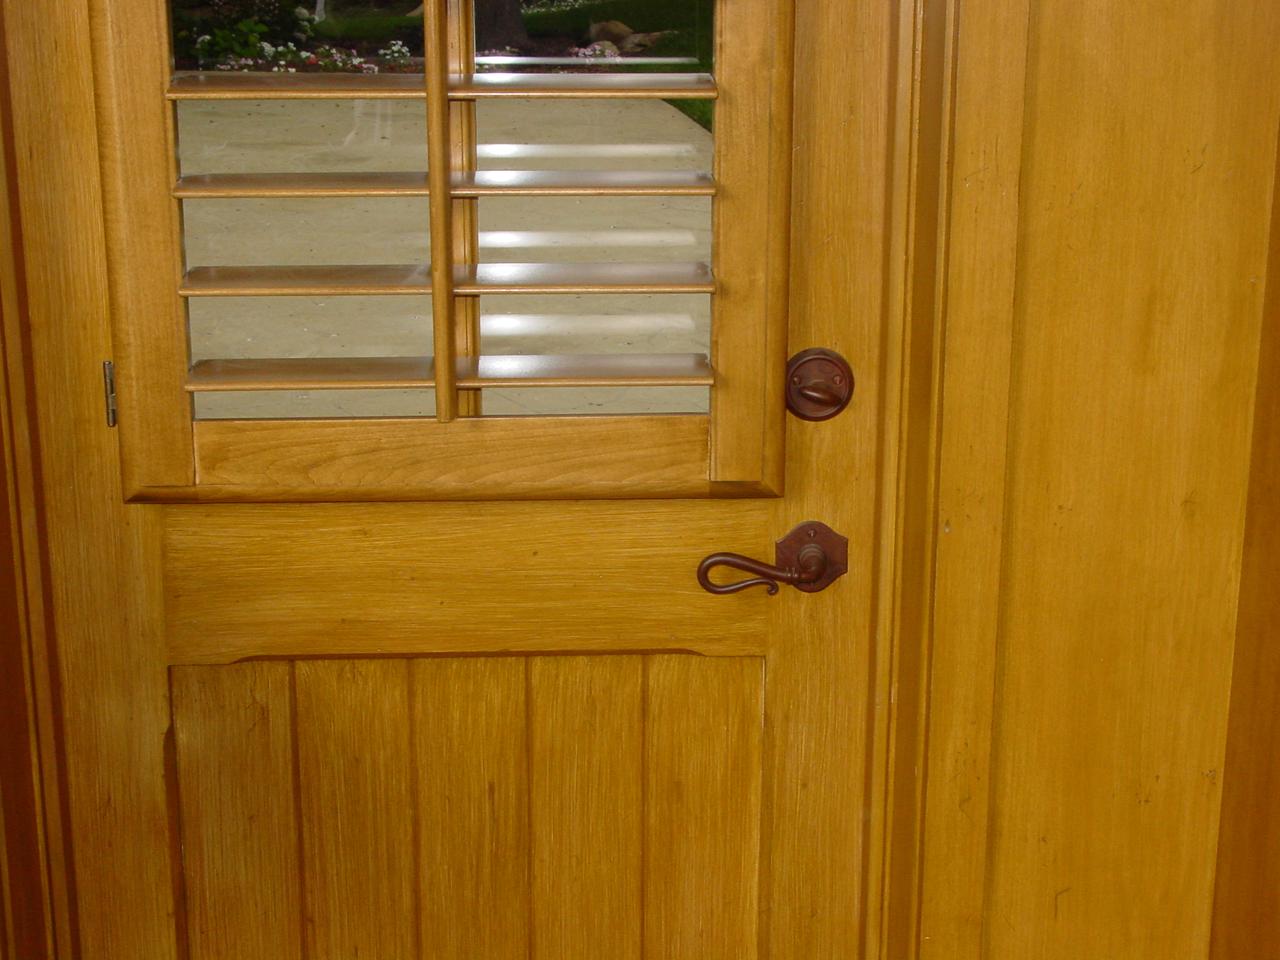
[98,0,792,499]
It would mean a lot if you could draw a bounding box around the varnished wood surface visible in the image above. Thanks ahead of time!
[168,71,429,99]
[174,170,716,199]
[424,0,457,421]
[459,352,713,387]
[645,656,764,959]
[174,172,432,198]
[454,261,715,295]
[164,499,768,661]
[761,0,892,955]
[0,14,58,948]
[413,659,530,960]
[96,3,193,485]
[10,0,179,954]
[447,0,481,418]
[8,0,901,957]
[185,353,716,391]
[295,661,418,959]
[186,353,713,391]
[456,170,716,197]
[181,264,432,297]
[706,0,791,484]
[450,72,716,100]
[188,356,437,391]
[185,415,726,501]
[167,71,717,101]
[171,664,302,960]
[912,0,1030,955]
[1209,117,1280,960]
[180,262,715,297]
[529,657,644,958]
[168,655,765,959]
[947,2,1280,958]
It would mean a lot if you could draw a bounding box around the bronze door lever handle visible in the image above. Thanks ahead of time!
[697,522,849,595]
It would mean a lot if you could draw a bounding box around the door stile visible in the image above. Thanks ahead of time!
[8,0,179,955]
[761,0,904,956]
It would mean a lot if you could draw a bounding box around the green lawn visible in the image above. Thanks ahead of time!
[313,10,425,51]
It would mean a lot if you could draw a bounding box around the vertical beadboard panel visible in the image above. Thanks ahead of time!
[171,663,302,960]
[529,656,644,960]
[294,660,417,959]
[412,658,530,959]
[644,656,765,960]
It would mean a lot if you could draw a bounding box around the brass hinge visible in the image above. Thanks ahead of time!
[102,360,117,427]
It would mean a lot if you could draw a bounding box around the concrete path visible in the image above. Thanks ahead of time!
[178,97,713,418]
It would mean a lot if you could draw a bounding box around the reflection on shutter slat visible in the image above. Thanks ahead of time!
[450,73,717,100]
[174,171,715,199]
[186,354,713,392]
[181,262,714,297]
[167,72,717,102]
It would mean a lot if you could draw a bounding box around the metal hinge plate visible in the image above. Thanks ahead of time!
[102,360,117,427]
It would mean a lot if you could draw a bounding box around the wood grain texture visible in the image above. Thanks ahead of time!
[179,262,715,297]
[980,2,1280,957]
[168,71,429,99]
[1209,115,1280,960]
[412,659,530,960]
[913,0,1031,955]
[873,0,958,952]
[181,264,433,297]
[762,0,893,956]
[171,664,302,960]
[188,415,720,500]
[447,0,481,417]
[90,0,193,487]
[424,0,457,421]
[172,169,716,198]
[186,353,713,391]
[450,72,716,99]
[164,500,768,663]
[0,6,60,949]
[529,657,644,960]
[294,660,417,960]
[452,262,716,296]
[708,0,792,485]
[9,0,179,955]
[167,71,717,101]
[644,656,764,960]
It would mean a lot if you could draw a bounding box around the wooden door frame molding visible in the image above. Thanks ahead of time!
[0,0,75,953]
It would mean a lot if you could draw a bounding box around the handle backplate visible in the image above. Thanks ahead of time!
[697,521,848,595]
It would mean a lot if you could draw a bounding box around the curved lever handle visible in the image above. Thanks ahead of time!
[797,383,845,407]
[697,543,830,595]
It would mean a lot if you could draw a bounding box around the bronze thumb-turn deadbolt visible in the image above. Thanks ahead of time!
[697,522,849,595]
[786,348,854,421]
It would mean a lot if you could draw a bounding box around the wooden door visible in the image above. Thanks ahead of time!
[8,0,1280,958]
[0,0,909,958]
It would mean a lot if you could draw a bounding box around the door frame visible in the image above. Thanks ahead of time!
[0,0,74,951]
[0,0,966,957]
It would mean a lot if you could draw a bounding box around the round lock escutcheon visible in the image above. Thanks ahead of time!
[785,348,855,421]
